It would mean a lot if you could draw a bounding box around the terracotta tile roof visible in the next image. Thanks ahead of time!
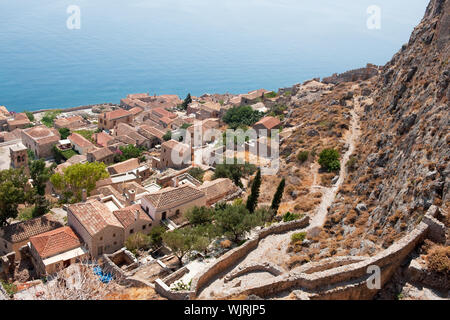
[68,133,94,148]
[95,132,113,147]
[129,107,144,116]
[0,106,10,117]
[102,109,132,120]
[159,116,174,126]
[107,158,140,175]
[143,184,205,211]
[162,139,190,152]
[139,125,165,140]
[152,108,177,119]
[127,93,149,99]
[0,215,63,243]
[114,135,136,145]
[68,200,123,236]
[199,178,238,203]
[30,226,81,259]
[89,147,114,161]
[22,126,59,142]
[67,154,87,164]
[254,116,281,130]
[54,116,84,128]
[113,204,152,229]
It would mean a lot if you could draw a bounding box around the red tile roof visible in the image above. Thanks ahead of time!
[68,133,95,148]
[254,116,281,130]
[0,215,63,243]
[143,184,205,211]
[113,204,152,229]
[152,108,177,119]
[68,200,122,236]
[102,109,132,120]
[30,226,81,259]
[129,107,144,116]
[95,132,114,147]
[107,158,140,175]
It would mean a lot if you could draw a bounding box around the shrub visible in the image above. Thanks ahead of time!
[188,167,205,182]
[264,91,277,99]
[346,156,358,172]
[282,212,300,222]
[318,148,340,172]
[163,130,172,141]
[125,233,151,254]
[297,151,309,163]
[426,245,450,274]
[291,232,307,244]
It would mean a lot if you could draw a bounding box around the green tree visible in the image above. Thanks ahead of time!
[213,159,256,188]
[29,159,52,196]
[58,127,71,140]
[148,226,166,249]
[163,130,172,141]
[162,227,197,267]
[188,167,205,182]
[115,145,144,163]
[271,178,285,214]
[222,106,263,130]
[41,110,61,127]
[50,162,109,202]
[24,111,35,122]
[0,169,29,226]
[125,232,151,253]
[185,206,214,226]
[318,148,341,172]
[246,169,261,213]
[181,93,192,110]
[214,204,254,242]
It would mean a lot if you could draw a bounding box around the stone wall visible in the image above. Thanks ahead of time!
[190,216,310,296]
[225,262,284,283]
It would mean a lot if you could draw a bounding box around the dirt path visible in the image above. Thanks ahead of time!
[198,99,362,299]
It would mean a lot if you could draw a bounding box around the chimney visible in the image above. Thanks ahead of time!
[128,189,136,203]
[134,209,139,221]
[82,189,87,202]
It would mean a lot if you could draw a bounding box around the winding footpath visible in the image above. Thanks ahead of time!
[198,99,362,299]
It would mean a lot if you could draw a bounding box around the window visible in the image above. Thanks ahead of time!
[113,233,116,237]
[100,237,103,241]
[130,229,134,234]
[142,225,146,230]
[114,242,117,246]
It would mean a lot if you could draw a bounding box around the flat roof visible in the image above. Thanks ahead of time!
[42,246,88,266]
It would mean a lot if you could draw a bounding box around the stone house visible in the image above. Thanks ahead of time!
[252,116,281,136]
[137,124,164,148]
[112,204,154,241]
[0,215,63,260]
[67,199,126,258]
[29,226,88,276]
[21,125,61,159]
[159,140,191,170]
[53,116,86,130]
[198,178,239,206]
[93,131,114,148]
[114,123,150,149]
[98,109,133,131]
[7,113,31,131]
[141,184,206,221]
[87,147,116,164]
[68,133,96,155]
[9,143,28,169]
[187,102,221,120]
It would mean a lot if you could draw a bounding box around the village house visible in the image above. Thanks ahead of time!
[7,113,31,131]
[106,158,152,181]
[98,108,133,131]
[112,204,154,240]
[9,143,28,169]
[67,199,126,258]
[198,178,239,206]
[114,123,150,149]
[252,116,281,136]
[29,226,89,276]
[93,131,114,148]
[147,107,178,129]
[53,115,86,130]
[0,215,63,260]
[68,132,96,155]
[0,128,22,143]
[21,125,61,159]
[187,101,221,120]
[230,89,271,106]
[87,147,116,164]
[129,107,144,117]
[137,124,164,148]
[158,140,191,170]
[140,184,206,221]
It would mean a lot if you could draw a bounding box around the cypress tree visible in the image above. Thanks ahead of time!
[246,169,261,213]
[182,93,192,110]
[271,178,285,214]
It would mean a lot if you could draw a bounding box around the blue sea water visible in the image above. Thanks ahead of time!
[0,0,429,112]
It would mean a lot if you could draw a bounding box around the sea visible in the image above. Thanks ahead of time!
[0,0,429,112]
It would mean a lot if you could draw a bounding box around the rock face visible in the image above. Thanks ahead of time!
[322,64,380,85]
[324,0,449,250]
